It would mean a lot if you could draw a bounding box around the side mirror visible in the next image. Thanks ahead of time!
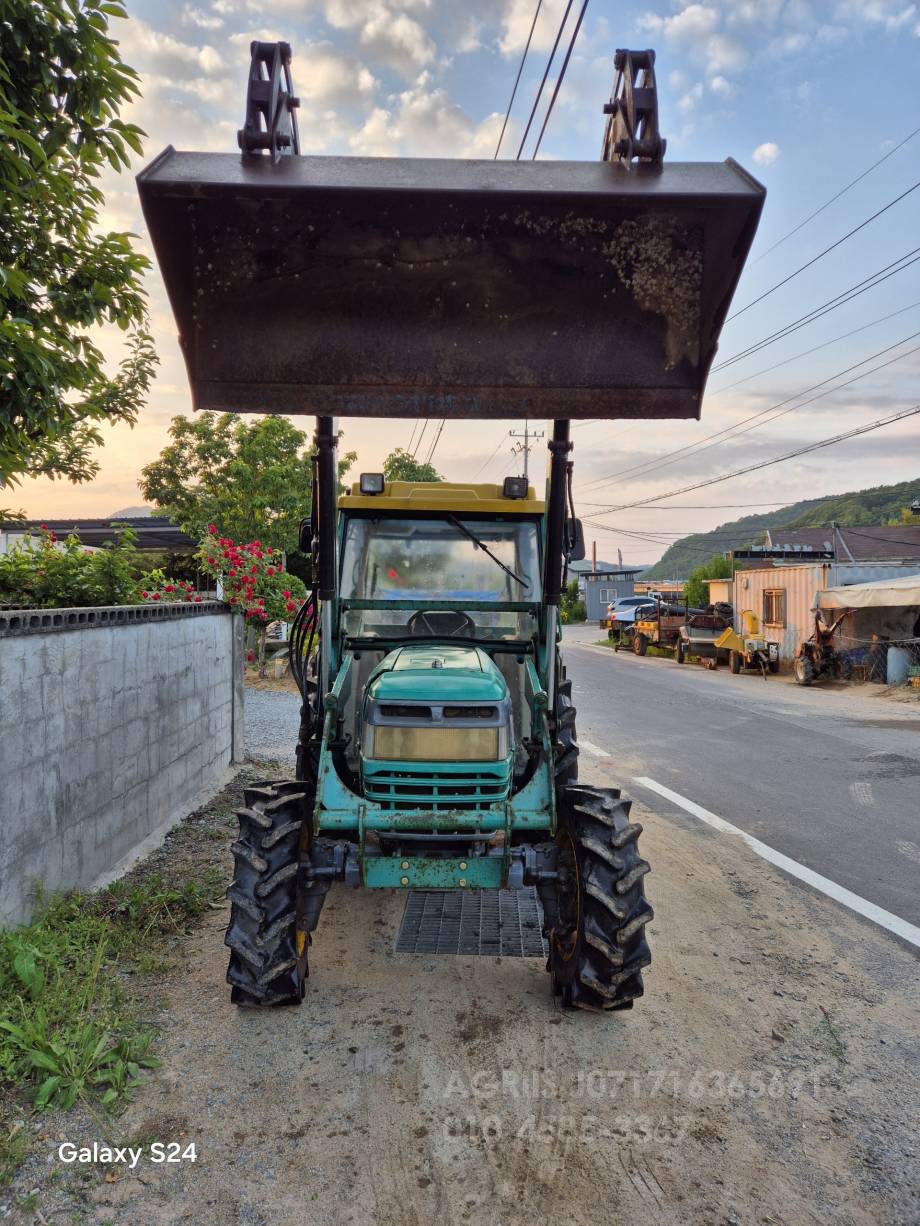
[565,517,586,562]
[298,517,312,553]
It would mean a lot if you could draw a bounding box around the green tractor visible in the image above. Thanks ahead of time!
[137,41,763,1010]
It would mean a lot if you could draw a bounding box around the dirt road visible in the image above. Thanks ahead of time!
[13,758,911,1226]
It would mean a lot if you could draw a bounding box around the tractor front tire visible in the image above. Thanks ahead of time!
[547,785,653,1011]
[225,781,311,1007]
[729,650,742,674]
[794,656,814,686]
[633,633,648,657]
[675,639,685,664]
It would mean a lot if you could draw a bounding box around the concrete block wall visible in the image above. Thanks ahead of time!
[0,604,244,925]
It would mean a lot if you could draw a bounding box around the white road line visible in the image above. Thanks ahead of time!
[634,775,920,950]
[579,739,611,759]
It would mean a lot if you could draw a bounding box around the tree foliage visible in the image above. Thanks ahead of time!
[382,447,442,483]
[560,577,586,624]
[140,413,355,553]
[682,554,732,610]
[0,0,157,492]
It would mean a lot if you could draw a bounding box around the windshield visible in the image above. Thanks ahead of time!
[340,515,541,638]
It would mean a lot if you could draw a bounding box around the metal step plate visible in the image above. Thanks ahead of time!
[396,888,547,958]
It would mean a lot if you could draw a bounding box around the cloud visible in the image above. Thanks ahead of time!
[181,5,224,30]
[116,17,225,79]
[709,74,735,98]
[835,1,918,31]
[294,42,377,102]
[349,86,502,157]
[752,141,780,166]
[499,0,571,56]
[321,1,436,77]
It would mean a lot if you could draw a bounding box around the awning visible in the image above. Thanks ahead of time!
[816,572,920,610]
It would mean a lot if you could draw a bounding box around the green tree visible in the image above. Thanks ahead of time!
[0,0,157,498]
[560,577,586,624]
[886,507,917,526]
[382,447,442,483]
[683,554,733,609]
[140,413,355,553]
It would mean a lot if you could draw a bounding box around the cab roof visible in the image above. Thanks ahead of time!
[338,481,544,514]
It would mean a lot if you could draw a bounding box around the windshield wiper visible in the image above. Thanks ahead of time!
[446,514,530,591]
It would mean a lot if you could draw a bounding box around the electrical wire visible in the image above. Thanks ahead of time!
[710,300,920,396]
[473,433,509,478]
[580,330,920,493]
[515,0,575,160]
[727,179,920,322]
[494,0,543,159]
[425,419,446,466]
[530,0,590,160]
[587,403,920,514]
[412,419,428,459]
[752,122,920,264]
[713,248,920,374]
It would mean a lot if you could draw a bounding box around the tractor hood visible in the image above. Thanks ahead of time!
[366,645,508,705]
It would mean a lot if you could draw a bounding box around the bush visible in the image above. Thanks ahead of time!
[0,525,140,609]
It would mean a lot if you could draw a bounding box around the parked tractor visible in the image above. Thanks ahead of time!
[794,610,853,685]
[137,40,763,1010]
[714,611,780,677]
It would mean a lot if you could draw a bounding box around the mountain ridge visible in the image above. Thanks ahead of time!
[640,478,920,578]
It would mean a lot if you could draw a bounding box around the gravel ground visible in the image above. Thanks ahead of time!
[244,687,300,771]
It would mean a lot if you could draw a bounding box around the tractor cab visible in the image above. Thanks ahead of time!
[334,479,547,807]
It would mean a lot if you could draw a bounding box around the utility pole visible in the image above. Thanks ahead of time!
[508,421,544,479]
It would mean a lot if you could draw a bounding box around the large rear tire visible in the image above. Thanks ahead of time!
[729,650,742,675]
[225,781,311,1006]
[633,633,648,657]
[547,785,652,1011]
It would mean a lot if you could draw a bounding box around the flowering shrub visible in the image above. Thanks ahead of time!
[0,526,140,609]
[197,528,309,675]
[137,568,203,605]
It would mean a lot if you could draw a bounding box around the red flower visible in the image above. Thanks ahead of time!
[207,556,216,566]
[165,584,175,593]
[39,523,48,530]
[194,596,202,603]
[208,524,217,535]
[286,600,296,612]
[141,591,148,599]
[222,549,231,559]
[266,566,275,575]
[152,593,161,601]
[228,567,237,577]
[247,650,254,662]
[266,547,273,556]
[250,564,258,574]
[282,589,291,598]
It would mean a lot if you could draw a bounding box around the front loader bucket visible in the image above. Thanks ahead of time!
[137,149,764,420]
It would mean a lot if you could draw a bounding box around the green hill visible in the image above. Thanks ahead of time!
[641,478,920,579]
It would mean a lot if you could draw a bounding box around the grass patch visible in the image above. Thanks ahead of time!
[0,1123,29,1187]
[0,869,225,1121]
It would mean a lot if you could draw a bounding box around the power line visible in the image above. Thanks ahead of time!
[425,419,446,466]
[577,501,796,510]
[752,122,920,264]
[515,0,575,160]
[580,330,920,492]
[587,403,920,514]
[473,434,508,478]
[727,179,920,322]
[710,300,920,395]
[412,420,428,459]
[494,0,543,159]
[712,247,920,373]
[530,0,590,160]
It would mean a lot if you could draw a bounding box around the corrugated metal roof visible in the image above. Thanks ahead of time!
[766,525,920,561]
[0,518,197,551]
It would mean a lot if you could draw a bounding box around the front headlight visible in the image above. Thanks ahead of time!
[365,725,502,762]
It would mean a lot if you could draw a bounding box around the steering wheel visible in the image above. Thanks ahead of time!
[407,610,476,639]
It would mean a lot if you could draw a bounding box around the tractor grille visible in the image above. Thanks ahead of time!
[396,888,547,958]
[363,766,510,811]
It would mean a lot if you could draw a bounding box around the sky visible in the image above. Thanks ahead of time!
[14,0,920,566]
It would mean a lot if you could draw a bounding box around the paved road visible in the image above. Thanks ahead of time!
[561,623,920,932]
